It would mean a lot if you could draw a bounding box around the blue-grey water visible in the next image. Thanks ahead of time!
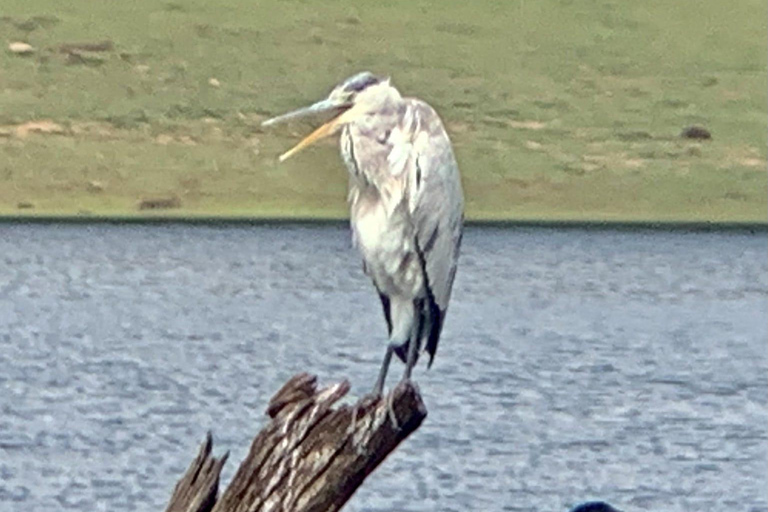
[0,224,766,512]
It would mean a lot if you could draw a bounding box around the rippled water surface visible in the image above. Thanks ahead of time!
[0,223,766,512]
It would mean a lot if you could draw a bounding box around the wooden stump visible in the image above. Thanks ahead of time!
[165,373,427,512]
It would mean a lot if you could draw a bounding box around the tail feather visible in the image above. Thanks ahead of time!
[424,300,445,368]
[393,297,426,365]
[393,297,445,369]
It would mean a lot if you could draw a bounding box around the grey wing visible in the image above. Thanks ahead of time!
[406,100,464,364]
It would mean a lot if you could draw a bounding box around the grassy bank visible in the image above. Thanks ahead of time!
[1,0,766,221]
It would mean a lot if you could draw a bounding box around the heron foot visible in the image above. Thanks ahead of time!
[402,327,420,382]
[347,402,373,456]
[347,401,360,436]
[362,388,401,430]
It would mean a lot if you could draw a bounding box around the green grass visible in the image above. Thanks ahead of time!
[1,0,766,221]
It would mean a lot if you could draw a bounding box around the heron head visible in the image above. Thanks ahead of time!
[261,71,393,161]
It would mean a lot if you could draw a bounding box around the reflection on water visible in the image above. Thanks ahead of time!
[0,224,766,512]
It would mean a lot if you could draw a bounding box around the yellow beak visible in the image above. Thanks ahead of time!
[278,114,346,162]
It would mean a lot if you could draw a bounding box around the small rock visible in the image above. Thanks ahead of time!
[208,77,221,88]
[8,42,34,55]
[59,40,113,53]
[524,140,542,150]
[138,196,182,210]
[86,180,105,193]
[681,125,711,140]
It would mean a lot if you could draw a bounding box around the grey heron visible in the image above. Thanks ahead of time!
[262,72,464,395]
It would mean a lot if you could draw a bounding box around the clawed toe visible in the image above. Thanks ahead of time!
[347,402,360,435]
[385,391,400,430]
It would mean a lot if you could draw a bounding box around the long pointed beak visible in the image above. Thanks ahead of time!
[261,98,345,127]
[276,114,347,162]
[262,97,353,162]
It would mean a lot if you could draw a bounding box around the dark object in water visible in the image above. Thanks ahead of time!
[681,125,712,140]
[570,501,622,512]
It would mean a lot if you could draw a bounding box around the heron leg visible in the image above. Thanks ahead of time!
[402,324,420,382]
[370,345,404,430]
[372,343,397,396]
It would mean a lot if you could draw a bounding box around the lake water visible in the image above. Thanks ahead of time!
[0,223,766,512]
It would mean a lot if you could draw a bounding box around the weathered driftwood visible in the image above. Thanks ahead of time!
[165,373,427,512]
[166,433,228,512]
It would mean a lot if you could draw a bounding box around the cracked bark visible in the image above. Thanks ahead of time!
[164,373,427,512]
